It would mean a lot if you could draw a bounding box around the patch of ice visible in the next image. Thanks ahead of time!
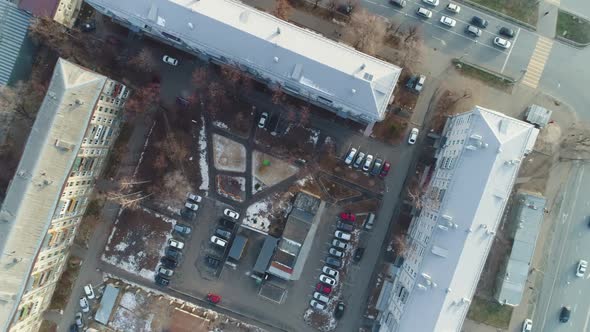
[114,241,129,252]
[120,292,138,310]
[237,176,246,192]
[198,115,209,192]
[297,175,313,187]
[213,121,229,129]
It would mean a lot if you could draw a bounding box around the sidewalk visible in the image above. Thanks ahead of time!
[537,1,559,38]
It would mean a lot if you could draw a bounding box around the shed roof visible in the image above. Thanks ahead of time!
[95,284,120,325]
[228,235,248,261]
[253,236,279,274]
[0,1,32,85]
[525,104,552,128]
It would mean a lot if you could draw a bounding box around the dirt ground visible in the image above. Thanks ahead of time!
[216,175,246,202]
[252,150,299,187]
[318,175,361,201]
[212,133,247,172]
[212,97,254,138]
[319,156,384,193]
[254,124,318,160]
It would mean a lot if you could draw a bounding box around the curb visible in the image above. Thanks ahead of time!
[451,59,516,85]
[456,0,537,31]
[555,10,590,49]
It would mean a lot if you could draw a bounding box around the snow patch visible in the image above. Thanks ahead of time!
[120,292,138,310]
[308,128,320,145]
[213,121,229,129]
[114,241,129,252]
[198,115,209,192]
[243,200,272,233]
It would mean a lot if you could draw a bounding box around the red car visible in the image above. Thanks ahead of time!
[339,212,356,222]
[379,162,391,178]
[316,282,332,294]
[206,293,221,304]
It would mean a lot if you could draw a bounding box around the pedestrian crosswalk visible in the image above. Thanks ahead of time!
[521,36,553,89]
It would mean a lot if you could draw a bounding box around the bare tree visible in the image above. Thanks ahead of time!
[299,105,311,127]
[129,48,157,72]
[125,83,161,114]
[327,0,338,13]
[313,0,321,8]
[404,25,422,43]
[392,234,407,256]
[0,80,47,122]
[205,82,224,117]
[341,9,388,55]
[273,0,292,20]
[271,86,287,106]
[220,65,247,99]
[191,66,210,90]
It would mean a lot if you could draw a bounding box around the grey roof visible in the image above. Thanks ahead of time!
[85,0,402,122]
[282,210,312,244]
[228,235,248,261]
[495,192,546,306]
[95,284,120,325]
[293,191,321,213]
[526,104,552,128]
[253,236,279,274]
[0,1,32,85]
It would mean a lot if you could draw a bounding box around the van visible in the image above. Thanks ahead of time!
[313,292,330,303]
[364,213,375,230]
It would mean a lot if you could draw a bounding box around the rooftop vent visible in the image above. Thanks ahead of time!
[54,139,75,151]
[363,72,374,81]
[75,99,84,105]
[276,27,281,34]
[239,11,249,23]
[441,214,453,221]
[360,63,366,70]
[351,89,356,94]
[188,22,194,29]
[273,57,279,63]
[417,284,427,291]
[437,225,449,231]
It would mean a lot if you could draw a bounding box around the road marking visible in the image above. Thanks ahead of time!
[584,306,590,332]
[521,36,553,89]
[501,27,520,73]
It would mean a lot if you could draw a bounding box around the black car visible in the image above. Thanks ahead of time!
[334,301,346,319]
[389,0,407,7]
[173,224,192,236]
[205,255,221,268]
[354,248,365,263]
[155,275,170,286]
[180,208,196,221]
[325,256,342,269]
[160,256,178,269]
[471,16,488,29]
[69,324,79,332]
[499,27,515,38]
[337,221,354,232]
[371,158,384,176]
[165,247,182,261]
[214,228,232,240]
[560,306,571,323]
[337,4,354,15]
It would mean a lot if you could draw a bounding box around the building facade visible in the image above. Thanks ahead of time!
[18,0,83,28]
[86,0,402,124]
[0,58,129,332]
[377,106,538,332]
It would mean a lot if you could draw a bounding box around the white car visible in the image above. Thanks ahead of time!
[446,3,461,13]
[210,235,228,247]
[440,16,456,27]
[310,299,326,310]
[157,266,174,277]
[313,292,330,303]
[329,247,345,258]
[79,297,90,313]
[319,274,337,286]
[224,208,240,220]
[258,112,269,128]
[408,128,419,145]
[493,37,512,49]
[422,0,439,6]
[416,7,433,18]
[332,239,350,250]
[83,284,95,300]
[334,230,352,241]
[75,312,83,328]
[362,154,374,172]
[344,148,358,165]
[162,55,179,66]
[185,202,199,211]
[322,266,339,278]
[521,319,532,332]
[576,260,588,277]
[187,192,202,203]
[168,239,185,250]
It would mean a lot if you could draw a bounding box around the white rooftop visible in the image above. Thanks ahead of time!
[86,0,401,121]
[397,106,538,332]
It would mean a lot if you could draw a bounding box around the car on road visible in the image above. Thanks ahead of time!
[560,306,571,322]
[465,25,482,37]
[416,7,433,19]
[499,27,515,38]
[354,247,365,263]
[187,192,202,203]
[344,148,358,165]
[168,239,185,250]
[371,158,384,176]
[158,266,174,277]
[223,208,240,220]
[440,16,457,27]
[471,16,488,29]
[422,0,439,6]
[335,230,352,241]
[205,255,221,268]
[408,128,419,144]
[493,37,512,49]
[337,221,354,232]
[210,235,228,247]
[313,292,330,303]
[258,112,269,128]
[334,301,346,319]
[365,213,376,230]
[389,0,406,7]
[329,247,345,258]
[185,202,199,211]
[576,259,588,277]
[83,284,95,300]
[310,299,326,310]
[173,224,192,236]
[446,3,461,13]
[79,297,90,313]
[332,239,350,250]
[322,266,339,279]
[353,152,366,169]
[165,247,182,261]
[316,282,332,294]
[161,256,178,269]
[326,256,342,269]
[162,55,179,66]
[155,274,170,286]
[75,312,83,328]
[319,274,337,286]
[521,319,532,332]
[380,161,391,178]
[362,154,374,172]
[215,228,232,240]
[340,212,356,222]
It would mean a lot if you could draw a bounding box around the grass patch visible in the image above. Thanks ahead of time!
[468,0,538,25]
[467,296,513,329]
[452,59,514,90]
[557,10,590,45]
[48,257,82,310]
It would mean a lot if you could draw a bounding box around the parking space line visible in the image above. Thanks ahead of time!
[501,27,520,73]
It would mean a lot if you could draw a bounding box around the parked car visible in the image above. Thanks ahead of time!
[79,297,90,313]
[499,26,515,38]
[335,230,352,241]
[465,25,482,37]
[258,112,269,128]
[205,255,221,268]
[354,247,365,263]
[155,274,170,286]
[334,301,346,319]
[337,221,354,232]
[340,212,356,222]
[332,239,350,250]
[165,247,182,260]
[316,282,332,294]
[576,260,588,277]
[185,202,199,211]
[81,21,96,32]
[344,148,358,165]
[69,324,79,332]
[337,4,354,15]
[215,228,232,240]
[310,299,326,310]
[521,319,532,332]
[380,162,391,178]
[389,0,407,7]
[322,266,339,279]
[471,16,488,28]
[329,247,345,258]
[446,3,461,13]
[408,128,419,145]
[161,256,178,269]
[313,292,330,303]
[162,55,179,66]
[210,235,228,247]
[186,192,202,203]
[326,256,343,269]
[83,284,95,300]
[416,7,433,19]
[174,224,192,236]
[560,306,571,323]
[158,266,174,277]
[353,152,366,169]
[422,0,439,6]
[364,213,376,230]
[75,312,83,328]
[406,74,426,93]
[493,37,512,49]
[168,239,185,250]
[319,274,337,286]
[440,16,457,27]
[224,208,240,220]
[362,154,374,172]
[371,158,384,176]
